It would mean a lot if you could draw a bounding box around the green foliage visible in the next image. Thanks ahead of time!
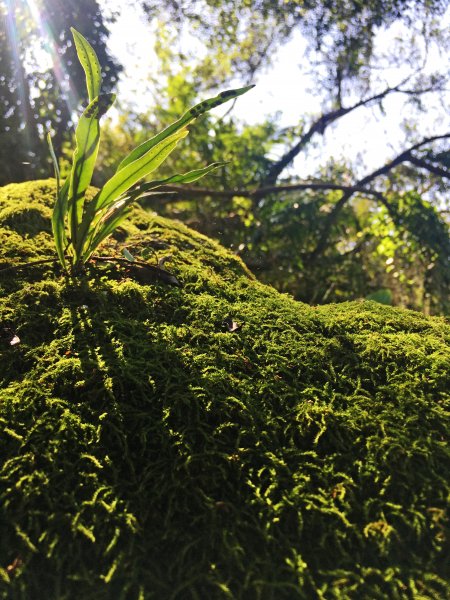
[90,23,450,314]
[94,47,277,191]
[49,29,253,274]
[249,187,450,314]
[142,0,447,90]
[1,180,449,599]
[366,288,393,305]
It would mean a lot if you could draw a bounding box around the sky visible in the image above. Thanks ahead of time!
[101,1,449,181]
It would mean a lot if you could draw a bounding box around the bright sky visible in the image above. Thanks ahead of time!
[102,1,449,181]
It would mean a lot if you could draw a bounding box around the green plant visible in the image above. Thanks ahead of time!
[47,28,253,275]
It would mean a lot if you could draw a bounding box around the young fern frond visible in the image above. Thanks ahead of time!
[49,28,253,275]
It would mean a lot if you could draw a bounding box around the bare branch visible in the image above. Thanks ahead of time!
[156,181,389,202]
[0,258,56,274]
[147,137,448,206]
[262,79,446,185]
[408,155,450,180]
[139,135,449,264]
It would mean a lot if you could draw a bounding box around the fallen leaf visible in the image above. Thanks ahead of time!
[122,248,136,262]
[223,317,242,332]
[6,556,22,574]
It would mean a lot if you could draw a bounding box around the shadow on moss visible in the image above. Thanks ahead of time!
[0,180,449,599]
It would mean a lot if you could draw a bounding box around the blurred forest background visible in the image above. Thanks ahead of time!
[1,0,450,314]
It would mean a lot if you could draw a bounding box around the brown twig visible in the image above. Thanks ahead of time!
[408,155,450,180]
[0,256,181,286]
[0,258,56,274]
[89,256,181,286]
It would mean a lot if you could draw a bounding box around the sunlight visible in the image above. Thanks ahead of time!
[8,0,78,123]
[26,0,79,113]
[4,0,29,136]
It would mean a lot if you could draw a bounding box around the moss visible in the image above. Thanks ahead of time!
[0,180,449,599]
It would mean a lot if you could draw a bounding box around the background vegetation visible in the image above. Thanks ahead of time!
[1,0,449,313]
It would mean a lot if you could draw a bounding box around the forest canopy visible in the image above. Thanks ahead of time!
[1,0,449,313]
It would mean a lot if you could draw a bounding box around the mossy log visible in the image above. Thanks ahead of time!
[0,180,449,599]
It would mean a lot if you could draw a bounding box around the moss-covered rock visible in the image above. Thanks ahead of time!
[0,180,449,599]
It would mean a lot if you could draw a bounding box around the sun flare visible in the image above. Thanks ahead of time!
[5,0,79,124]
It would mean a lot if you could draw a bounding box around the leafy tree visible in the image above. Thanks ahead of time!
[141,0,448,92]
[122,0,449,313]
[0,0,121,185]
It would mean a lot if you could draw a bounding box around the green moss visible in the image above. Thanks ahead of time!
[0,180,449,599]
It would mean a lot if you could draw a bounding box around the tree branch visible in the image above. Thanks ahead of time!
[149,135,449,205]
[261,79,445,185]
[309,133,450,260]
[155,181,390,203]
[408,155,450,180]
[140,135,449,264]
[0,258,56,274]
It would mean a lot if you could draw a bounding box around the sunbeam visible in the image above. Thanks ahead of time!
[4,0,32,148]
[5,0,79,143]
[22,0,79,115]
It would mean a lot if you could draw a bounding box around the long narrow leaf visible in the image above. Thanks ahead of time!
[51,178,69,270]
[81,162,226,261]
[68,92,115,254]
[83,201,132,262]
[149,162,226,185]
[91,128,188,211]
[47,133,60,192]
[77,128,188,256]
[101,162,226,205]
[71,28,102,102]
[48,133,67,269]
[116,85,254,172]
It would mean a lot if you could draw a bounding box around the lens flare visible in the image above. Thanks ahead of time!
[5,0,79,133]
[4,0,31,138]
